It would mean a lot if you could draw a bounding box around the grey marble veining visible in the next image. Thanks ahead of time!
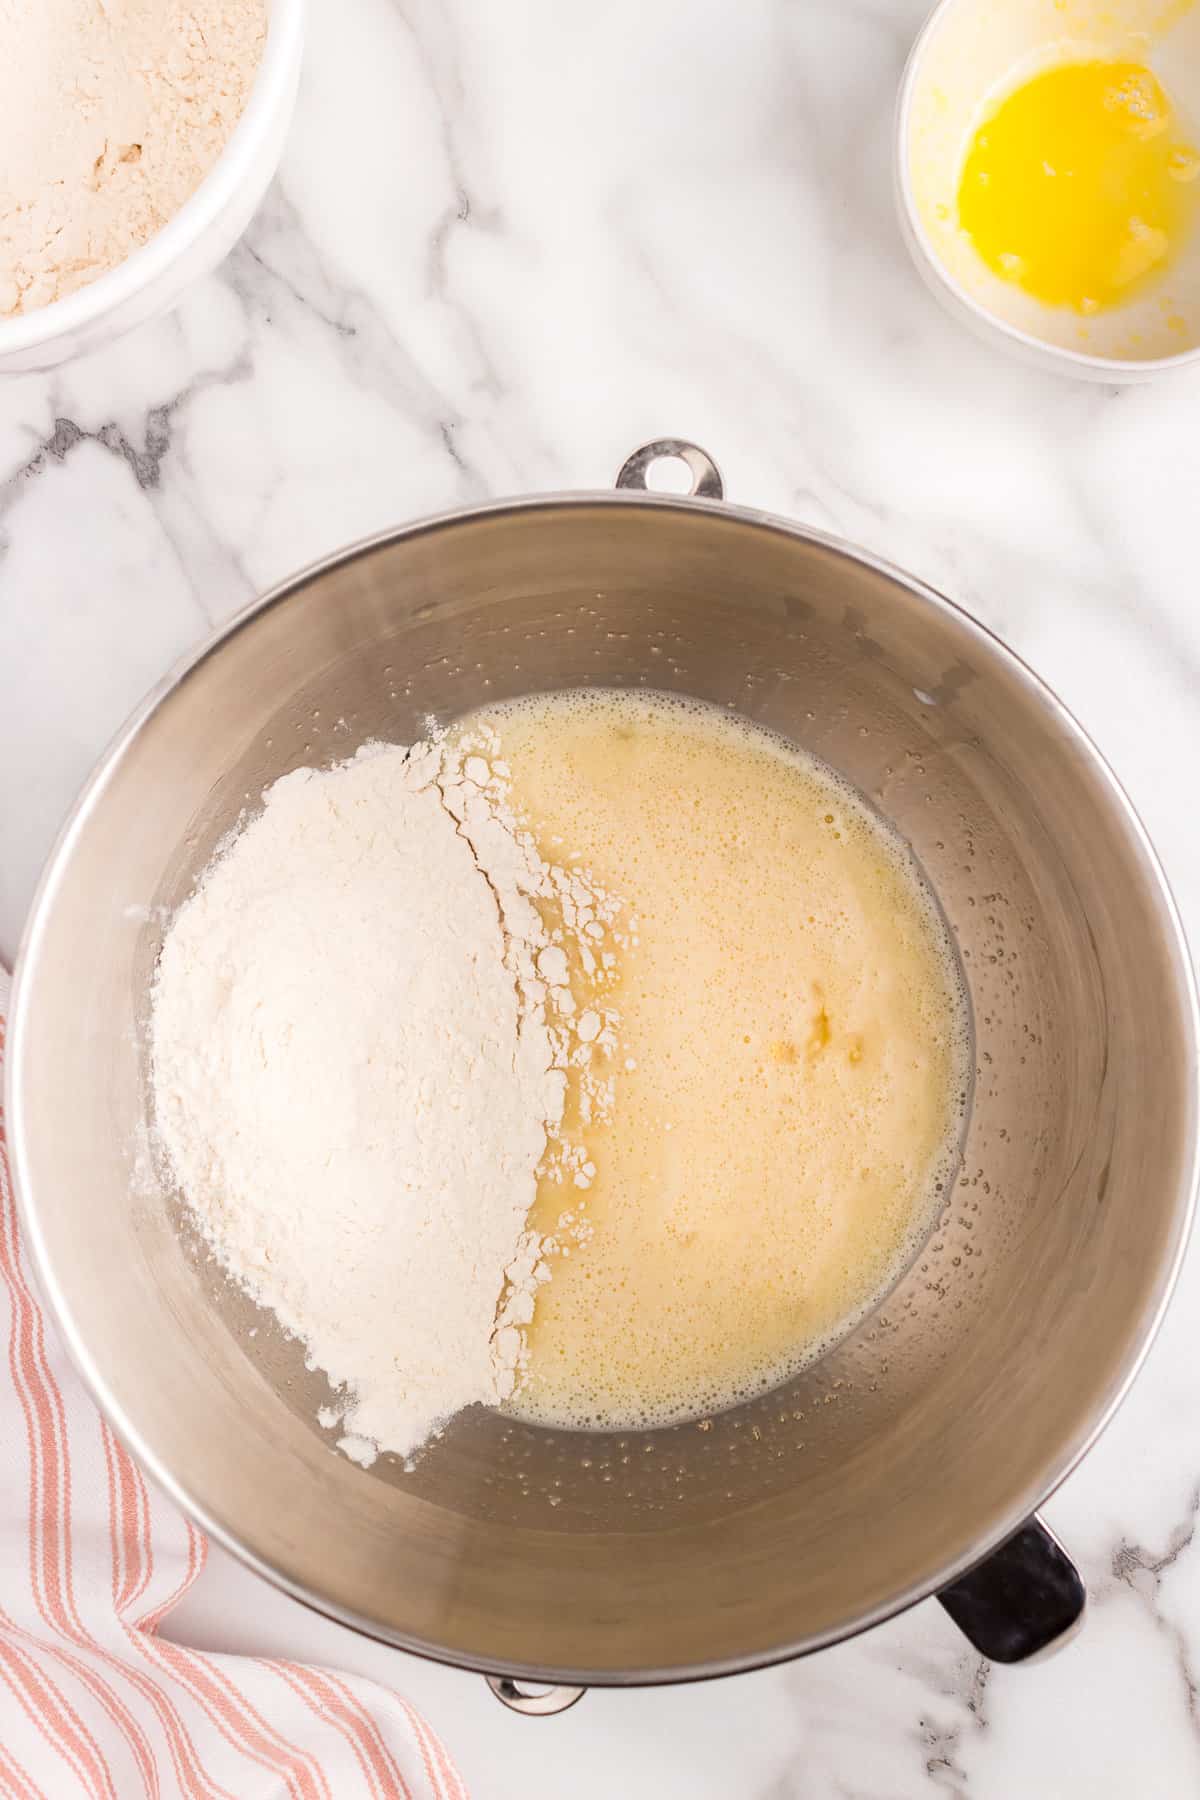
[5,0,1200,1792]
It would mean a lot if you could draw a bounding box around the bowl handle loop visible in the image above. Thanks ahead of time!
[937,1515,1085,1662]
[615,438,724,501]
[485,1676,587,1716]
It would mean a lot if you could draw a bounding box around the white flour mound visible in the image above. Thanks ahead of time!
[0,0,266,317]
[151,740,576,1466]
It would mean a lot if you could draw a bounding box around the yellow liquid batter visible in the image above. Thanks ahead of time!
[463,691,971,1433]
[958,58,1200,314]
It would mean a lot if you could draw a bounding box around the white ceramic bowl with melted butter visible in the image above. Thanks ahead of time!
[897,0,1200,380]
[0,0,303,376]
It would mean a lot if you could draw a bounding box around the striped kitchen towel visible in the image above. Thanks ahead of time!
[0,969,468,1800]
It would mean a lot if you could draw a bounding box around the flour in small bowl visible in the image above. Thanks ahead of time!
[0,0,267,317]
[150,732,627,1467]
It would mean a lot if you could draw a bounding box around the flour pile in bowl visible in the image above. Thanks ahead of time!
[150,732,627,1467]
[0,0,266,317]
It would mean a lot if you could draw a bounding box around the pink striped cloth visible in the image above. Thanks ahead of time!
[0,971,468,1800]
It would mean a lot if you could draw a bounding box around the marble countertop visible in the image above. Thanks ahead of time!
[4,0,1200,1792]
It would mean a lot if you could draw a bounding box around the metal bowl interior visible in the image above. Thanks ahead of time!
[8,495,1197,1683]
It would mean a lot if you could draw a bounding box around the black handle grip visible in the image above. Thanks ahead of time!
[937,1516,1085,1663]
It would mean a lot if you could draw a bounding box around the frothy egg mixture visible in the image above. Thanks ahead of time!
[456,690,971,1433]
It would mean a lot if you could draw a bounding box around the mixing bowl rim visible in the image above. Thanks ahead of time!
[7,487,1198,1685]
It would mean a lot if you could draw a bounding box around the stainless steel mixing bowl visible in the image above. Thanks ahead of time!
[8,440,1198,1705]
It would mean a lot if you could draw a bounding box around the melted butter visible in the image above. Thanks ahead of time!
[958,58,1200,313]
[466,690,971,1433]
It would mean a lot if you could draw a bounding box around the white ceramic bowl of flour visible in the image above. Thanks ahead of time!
[0,0,304,375]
